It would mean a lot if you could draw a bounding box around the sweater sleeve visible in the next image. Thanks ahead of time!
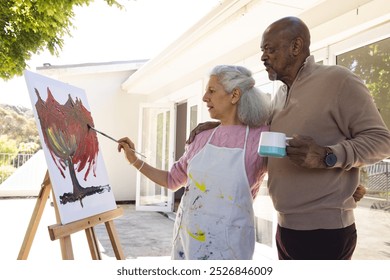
[246,126,269,198]
[331,70,390,169]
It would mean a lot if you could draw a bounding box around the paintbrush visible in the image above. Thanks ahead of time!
[87,124,146,158]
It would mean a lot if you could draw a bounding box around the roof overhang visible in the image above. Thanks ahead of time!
[121,0,380,97]
[37,60,148,77]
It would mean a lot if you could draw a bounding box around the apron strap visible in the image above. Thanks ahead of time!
[243,125,249,153]
[206,126,220,144]
[207,125,250,151]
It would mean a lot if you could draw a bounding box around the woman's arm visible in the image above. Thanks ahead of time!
[118,137,169,188]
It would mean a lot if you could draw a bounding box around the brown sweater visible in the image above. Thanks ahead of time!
[269,55,390,230]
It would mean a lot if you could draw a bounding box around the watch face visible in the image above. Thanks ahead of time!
[325,153,337,167]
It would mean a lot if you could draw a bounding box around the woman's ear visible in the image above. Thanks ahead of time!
[231,88,241,105]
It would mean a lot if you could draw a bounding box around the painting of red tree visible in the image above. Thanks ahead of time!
[35,87,110,207]
[25,70,116,224]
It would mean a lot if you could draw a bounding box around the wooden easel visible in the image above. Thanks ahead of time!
[18,171,125,260]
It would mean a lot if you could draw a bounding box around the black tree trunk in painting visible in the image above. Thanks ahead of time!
[59,157,109,207]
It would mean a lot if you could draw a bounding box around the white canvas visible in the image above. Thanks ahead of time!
[24,70,117,224]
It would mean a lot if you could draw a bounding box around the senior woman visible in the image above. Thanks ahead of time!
[118,65,271,260]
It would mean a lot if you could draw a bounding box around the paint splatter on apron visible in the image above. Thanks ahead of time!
[172,126,255,260]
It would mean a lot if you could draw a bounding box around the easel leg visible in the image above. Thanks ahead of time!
[60,235,74,260]
[19,171,124,260]
[17,172,51,260]
[85,227,102,260]
[105,220,125,260]
[49,208,125,260]
[51,193,75,260]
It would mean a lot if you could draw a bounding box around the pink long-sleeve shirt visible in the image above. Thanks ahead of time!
[167,125,269,199]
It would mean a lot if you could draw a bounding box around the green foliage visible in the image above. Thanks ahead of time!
[0,164,16,183]
[0,135,18,178]
[0,0,122,80]
[0,105,40,182]
[0,135,18,156]
[0,105,41,154]
[0,105,40,148]
[18,141,40,154]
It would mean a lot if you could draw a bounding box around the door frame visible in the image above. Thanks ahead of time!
[135,102,176,212]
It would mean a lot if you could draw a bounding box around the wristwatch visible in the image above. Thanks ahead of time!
[324,147,337,167]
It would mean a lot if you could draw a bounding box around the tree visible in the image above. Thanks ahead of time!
[35,87,110,207]
[0,135,18,162]
[0,135,18,183]
[0,105,41,151]
[0,0,122,80]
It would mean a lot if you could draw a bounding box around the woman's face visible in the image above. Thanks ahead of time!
[202,75,235,123]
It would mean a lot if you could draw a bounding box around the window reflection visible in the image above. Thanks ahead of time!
[337,38,390,129]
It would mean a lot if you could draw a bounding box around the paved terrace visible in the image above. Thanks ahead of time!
[0,197,389,260]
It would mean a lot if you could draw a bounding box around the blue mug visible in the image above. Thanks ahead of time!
[258,132,290,158]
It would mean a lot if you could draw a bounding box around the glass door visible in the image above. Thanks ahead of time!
[136,103,175,212]
[186,95,202,135]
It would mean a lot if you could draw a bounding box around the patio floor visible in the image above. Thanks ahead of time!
[0,197,389,260]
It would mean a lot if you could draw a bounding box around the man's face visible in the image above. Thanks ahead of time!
[260,29,295,83]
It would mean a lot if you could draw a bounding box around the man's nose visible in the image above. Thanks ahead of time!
[260,52,267,62]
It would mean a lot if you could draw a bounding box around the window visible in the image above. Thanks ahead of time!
[190,105,198,132]
[136,104,174,212]
[336,37,390,129]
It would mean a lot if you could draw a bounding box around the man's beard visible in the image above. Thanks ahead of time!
[267,69,277,81]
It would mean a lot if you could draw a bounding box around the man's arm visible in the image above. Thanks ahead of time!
[186,121,220,144]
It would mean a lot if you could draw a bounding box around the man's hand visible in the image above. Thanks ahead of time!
[186,121,220,144]
[286,135,327,168]
[353,185,366,202]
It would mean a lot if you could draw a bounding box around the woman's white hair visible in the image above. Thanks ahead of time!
[210,65,271,127]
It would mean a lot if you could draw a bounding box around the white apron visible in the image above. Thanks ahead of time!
[172,126,255,260]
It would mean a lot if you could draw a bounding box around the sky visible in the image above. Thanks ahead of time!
[0,0,221,109]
